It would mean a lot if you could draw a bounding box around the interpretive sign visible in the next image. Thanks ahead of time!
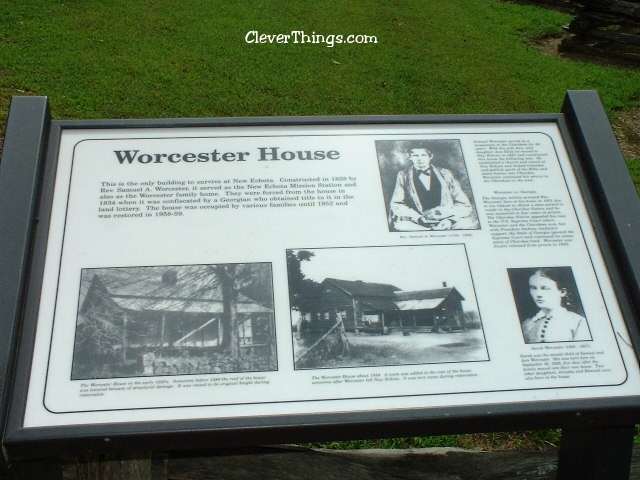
[1,92,640,463]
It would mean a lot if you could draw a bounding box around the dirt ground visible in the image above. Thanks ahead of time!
[297,329,489,369]
[613,108,640,162]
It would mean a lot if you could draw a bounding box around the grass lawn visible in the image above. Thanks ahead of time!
[310,429,565,451]
[1,0,639,451]
[296,330,488,368]
[1,1,639,120]
[1,1,638,180]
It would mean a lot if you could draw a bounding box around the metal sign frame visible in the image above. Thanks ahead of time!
[1,92,639,478]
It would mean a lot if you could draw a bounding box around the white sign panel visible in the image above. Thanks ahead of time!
[23,122,640,427]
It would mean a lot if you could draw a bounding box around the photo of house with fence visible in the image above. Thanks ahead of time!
[316,278,467,335]
[72,263,276,380]
[288,246,488,370]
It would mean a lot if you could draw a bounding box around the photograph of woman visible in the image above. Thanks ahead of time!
[508,267,592,344]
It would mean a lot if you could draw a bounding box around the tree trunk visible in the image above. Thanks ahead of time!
[229,294,240,358]
[216,265,239,356]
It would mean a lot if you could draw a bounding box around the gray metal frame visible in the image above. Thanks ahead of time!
[1,92,639,479]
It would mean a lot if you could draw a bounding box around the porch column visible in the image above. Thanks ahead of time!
[121,313,128,364]
[160,313,166,346]
[352,298,358,333]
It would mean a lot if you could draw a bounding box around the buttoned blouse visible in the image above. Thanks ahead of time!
[522,308,591,343]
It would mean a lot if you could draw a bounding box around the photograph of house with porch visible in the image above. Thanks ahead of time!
[72,263,276,380]
[318,278,467,335]
[288,245,487,369]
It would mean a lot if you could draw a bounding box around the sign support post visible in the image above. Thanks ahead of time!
[557,426,636,480]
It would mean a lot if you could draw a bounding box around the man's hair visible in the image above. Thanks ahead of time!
[406,144,433,155]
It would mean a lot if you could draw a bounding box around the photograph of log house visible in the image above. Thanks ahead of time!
[71,263,276,380]
[317,278,467,335]
[288,245,488,369]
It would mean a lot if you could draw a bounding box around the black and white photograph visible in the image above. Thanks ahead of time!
[287,245,487,369]
[508,266,592,344]
[71,263,277,380]
[376,139,479,232]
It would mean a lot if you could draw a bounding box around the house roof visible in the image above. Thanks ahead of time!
[321,279,465,312]
[395,287,464,311]
[360,298,401,312]
[395,298,445,310]
[395,287,464,302]
[111,297,271,314]
[94,266,230,300]
[80,265,273,314]
[323,278,400,298]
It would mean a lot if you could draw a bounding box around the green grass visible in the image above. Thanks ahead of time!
[1,0,639,124]
[312,427,640,451]
[1,0,639,451]
[627,159,640,192]
[309,430,563,451]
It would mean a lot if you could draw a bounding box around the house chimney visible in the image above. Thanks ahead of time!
[442,281,447,288]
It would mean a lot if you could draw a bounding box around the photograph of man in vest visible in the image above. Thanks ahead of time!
[387,142,479,231]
